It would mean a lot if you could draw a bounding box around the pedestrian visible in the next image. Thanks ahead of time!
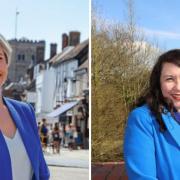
[76,126,83,149]
[65,124,71,147]
[48,123,54,152]
[124,49,180,179]
[40,118,49,152]
[37,121,41,136]
[59,123,65,147]
[73,127,78,149]
[52,122,61,154]
[68,124,74,150]
[0,34,50,179]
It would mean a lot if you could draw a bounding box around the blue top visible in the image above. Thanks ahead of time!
[124,105,180,180]
[174,112,180,123]
[0,97,50,180]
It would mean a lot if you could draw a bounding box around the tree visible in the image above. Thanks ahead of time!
[92,0,160,162]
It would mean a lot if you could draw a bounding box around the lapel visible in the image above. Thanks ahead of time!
[161,112,180,148]
[3,97,39,178]
[0,132,13,180]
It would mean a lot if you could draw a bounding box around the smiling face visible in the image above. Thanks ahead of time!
[160,62,180,112]
[0,46,8,87]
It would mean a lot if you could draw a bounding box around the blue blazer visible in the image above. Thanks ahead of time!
[0,97,50,180]
[124,105,180,180]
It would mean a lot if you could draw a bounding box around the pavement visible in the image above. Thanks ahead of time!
[92,162,128,180]
[49,166,89,180]
[44,147,89,169]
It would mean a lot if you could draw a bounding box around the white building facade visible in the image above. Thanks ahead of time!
[34,63,56,120]
[53,59,78,105]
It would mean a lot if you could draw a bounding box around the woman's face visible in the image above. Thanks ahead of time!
[160,62,180,112]
[0,46,8,87]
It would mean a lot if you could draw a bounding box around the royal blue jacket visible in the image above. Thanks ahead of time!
[0,97,50,180]
[124,105,180,180]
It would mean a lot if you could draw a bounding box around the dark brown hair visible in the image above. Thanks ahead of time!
[54,122,59,131]
[135,49,180,132]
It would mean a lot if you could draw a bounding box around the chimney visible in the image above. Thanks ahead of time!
[69,31,80,46]
[50,43,57,58]
[62,33,69,50]
[36,41,45,64]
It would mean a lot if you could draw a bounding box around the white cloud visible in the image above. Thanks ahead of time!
[142,27,180,40]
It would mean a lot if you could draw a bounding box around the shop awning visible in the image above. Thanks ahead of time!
[46,101,79,118]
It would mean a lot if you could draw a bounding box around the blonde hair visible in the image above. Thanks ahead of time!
[0,34,12,66]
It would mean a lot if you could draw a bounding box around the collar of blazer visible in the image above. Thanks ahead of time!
[161,111,180,148]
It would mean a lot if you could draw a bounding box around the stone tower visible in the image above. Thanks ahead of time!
[8,38,45,82]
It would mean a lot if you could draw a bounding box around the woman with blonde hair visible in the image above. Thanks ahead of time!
[0,34,50,180]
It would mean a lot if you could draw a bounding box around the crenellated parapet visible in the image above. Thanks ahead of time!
[8,38,45,45]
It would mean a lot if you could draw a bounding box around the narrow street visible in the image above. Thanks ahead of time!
[44,148,89,179]
[49,166,89,180]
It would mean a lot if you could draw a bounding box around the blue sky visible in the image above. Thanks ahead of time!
[0,0,89,58]
[93,0,180,50]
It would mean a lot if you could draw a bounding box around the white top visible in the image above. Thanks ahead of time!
[3,129,33,180]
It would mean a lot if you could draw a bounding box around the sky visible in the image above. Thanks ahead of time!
[0,0,89,59]
[93,0,180,51]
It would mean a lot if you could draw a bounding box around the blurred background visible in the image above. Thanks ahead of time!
[1,0,89,179]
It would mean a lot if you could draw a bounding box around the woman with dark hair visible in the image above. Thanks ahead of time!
[124,49,180,179]
[52,123,61,154]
